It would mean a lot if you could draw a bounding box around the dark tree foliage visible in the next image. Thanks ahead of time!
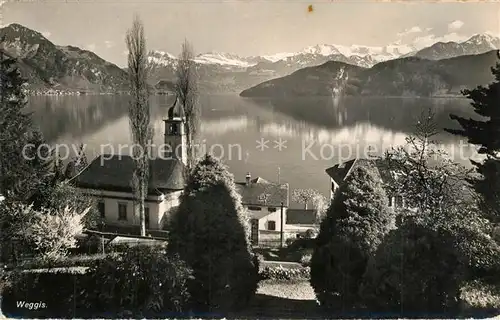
[0,48,33,199]
[310,164,395,312]
[361,217,465,316]
[361,214,500,317]
[2,246,193,318]
[167,154,259,314]
[446,50,500,222]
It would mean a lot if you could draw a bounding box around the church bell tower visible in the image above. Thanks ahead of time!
[163,96,187,165]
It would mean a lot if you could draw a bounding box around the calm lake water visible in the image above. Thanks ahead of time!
[27,94,480,207]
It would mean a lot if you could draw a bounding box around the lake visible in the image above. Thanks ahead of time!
[27,94,480,207]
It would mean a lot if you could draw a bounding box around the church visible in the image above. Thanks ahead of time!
[74,98,187,232]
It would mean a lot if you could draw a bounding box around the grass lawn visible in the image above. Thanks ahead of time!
[236,279,322,319]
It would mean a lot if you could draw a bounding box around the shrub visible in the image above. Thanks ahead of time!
[360,217,465,316]
[310,163,395,312]
[1,268,88,318]
[460,280,500,316]
[83,245,192,317]
[260,265,310,281]
[2,246,192,318]
[167,154,259,314]
[299,253,312,267]
[0,201,88,260]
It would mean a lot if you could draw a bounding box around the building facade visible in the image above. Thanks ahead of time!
[325,157,405,210]
[74,99,186,232]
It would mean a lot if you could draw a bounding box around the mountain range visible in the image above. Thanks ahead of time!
[240,50,499,98]
[0,23,499,95]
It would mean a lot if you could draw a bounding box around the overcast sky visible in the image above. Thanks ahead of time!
[3,0,499,66]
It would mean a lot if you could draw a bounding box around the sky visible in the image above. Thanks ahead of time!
[2,0,499,67]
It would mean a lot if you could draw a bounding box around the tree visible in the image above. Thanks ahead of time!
[0,47,33,199]
[385,108,474,219]
[167,154,259,313]
[445,51,500,223]
[126,15,153,236]
[311,192,328,223]
[292,188,321,210]
[175,40,200,170]
[310,164,395,312]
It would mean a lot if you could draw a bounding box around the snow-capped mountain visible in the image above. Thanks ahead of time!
[411,34,500,60]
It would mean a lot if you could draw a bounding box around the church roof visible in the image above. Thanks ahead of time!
[74,154,185,194]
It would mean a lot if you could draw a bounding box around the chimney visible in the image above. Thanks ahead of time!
[245,172,251,186]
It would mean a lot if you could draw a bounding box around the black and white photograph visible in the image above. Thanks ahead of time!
[0,0,499,318]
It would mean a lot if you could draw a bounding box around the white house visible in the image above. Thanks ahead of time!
[74,99,187,232]
[235,173,289,245]
[325,158,404,210]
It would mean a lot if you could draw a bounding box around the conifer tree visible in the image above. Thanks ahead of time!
[310,163,395,311]
[167,154,259,313]
[446,50,500,222]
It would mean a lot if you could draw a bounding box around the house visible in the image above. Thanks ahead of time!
[285,208,318,237]
[235,173,289,245]
[73,98,187,232]
[325,158,404,210]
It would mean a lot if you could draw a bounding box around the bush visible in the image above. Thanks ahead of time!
[167,154,259,314]
[260,265,310,281]
[300,252,312,267]
[361,217,466,316]
[1,268,88,318]
[310,164,395,312]
[2,246,192,318]
[83,245,192,317]
[460,280,500,316]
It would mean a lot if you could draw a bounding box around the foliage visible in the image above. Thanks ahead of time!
[126,15,154,236]
[1,268,88,318]
[260,266,310,281]
[385,108,475,217]
[446,51,500,223]
[292,188,321,209]
[362,213,500,316]
[460,280,500,315]
[2,247,192,318]
[0,201,88,260]
[310,164,395,311]
[167,154,259,313]
[360,216,465,316]
[0,48,38,199]
[84,245,192,317]
[175,39,200,169]
[38,181,101,229]
[299,253,312,267]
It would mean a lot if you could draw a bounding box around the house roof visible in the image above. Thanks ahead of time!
[74,154,185,194]
[286,209,317,225]
[325,157,395,185]
[235,176,289,207]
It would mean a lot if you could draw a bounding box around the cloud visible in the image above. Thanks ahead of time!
[42,31,51,38]
[448,20,464,32]
[104,40,115,49]
[397,26,423,37]
[85,44,96,52]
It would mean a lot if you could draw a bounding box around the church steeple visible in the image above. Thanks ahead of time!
[163,96,187,165]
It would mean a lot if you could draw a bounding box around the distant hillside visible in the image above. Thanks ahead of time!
[410,34,500,60]
[0,23,129,93]
[240,50,499,98]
